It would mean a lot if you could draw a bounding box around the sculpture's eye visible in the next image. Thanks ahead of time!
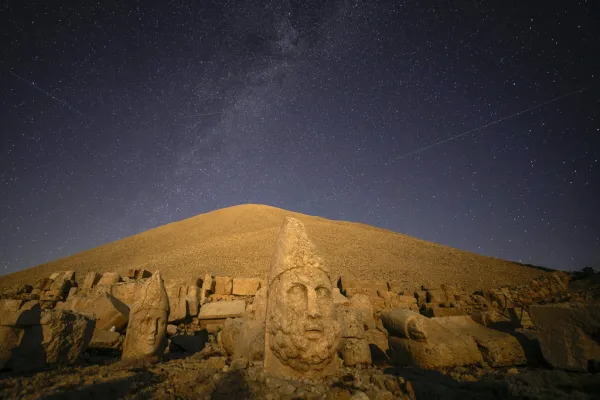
[315,286,330,298]
[288,284,306,298]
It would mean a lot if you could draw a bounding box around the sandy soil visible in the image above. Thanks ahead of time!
[0,204,549,291]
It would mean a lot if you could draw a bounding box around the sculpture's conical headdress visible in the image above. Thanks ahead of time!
[268,217,331,286]
[134,271,169,311]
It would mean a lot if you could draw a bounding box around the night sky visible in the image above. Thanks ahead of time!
[1,1,599,274]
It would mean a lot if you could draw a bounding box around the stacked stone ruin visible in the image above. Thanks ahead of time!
[0,218,598,380]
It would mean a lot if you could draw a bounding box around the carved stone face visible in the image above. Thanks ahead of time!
[126,307,167,357]
[269,266,341,371]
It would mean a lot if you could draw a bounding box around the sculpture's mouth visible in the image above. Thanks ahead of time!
[305,323,324,339]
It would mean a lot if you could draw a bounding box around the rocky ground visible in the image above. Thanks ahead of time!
[1,345,599,400]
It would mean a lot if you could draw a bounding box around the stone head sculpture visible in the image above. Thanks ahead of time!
[265,217,341,379]
[122,271,170,361]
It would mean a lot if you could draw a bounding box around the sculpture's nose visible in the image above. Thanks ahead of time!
[307,289,322,318]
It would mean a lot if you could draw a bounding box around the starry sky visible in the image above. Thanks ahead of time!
[1,0,599,274]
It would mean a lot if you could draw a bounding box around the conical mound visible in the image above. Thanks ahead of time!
[0,204,550,291]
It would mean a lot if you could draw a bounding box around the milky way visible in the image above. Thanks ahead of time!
[1,0,598,273]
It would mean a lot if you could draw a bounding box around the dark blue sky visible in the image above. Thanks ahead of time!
[1,0,599,274]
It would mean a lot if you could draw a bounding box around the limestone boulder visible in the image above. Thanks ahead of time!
[165,279,192,323]
[127,268,152,280]
[340,338,371,366]
[349,294,376,330]
[97,272,121,286]
[81,272,102,289]
[198,300,246,320]
[7,309,94,371]
[232,278,261,296]
[109,280,144,308]
[529,303,600,372]
[382,309,482,369]
[333,288,350,306]
[433,315,526,367]
[89,329,123,350]
[214,276,233,295]
[58,291,129,332]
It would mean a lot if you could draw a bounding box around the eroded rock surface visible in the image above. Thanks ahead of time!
[121,272,170,361]
[264,216,341,380]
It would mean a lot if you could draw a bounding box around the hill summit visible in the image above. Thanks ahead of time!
[0,204,548,290]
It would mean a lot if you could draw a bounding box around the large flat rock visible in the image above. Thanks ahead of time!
[198,300,246,320]
[529,303,600,372]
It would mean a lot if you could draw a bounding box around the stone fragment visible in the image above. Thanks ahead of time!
[507,307,534,328]
[433,315,526,367]
[171,332,208,353]
[340,338,371,366]
[425,306,469,317]
[8,309,94,371]
[97,272,121,286]
[332,288,350,305]
[127,268,152,280]
[214,276,233,295]
[67,287,78,298]
[165,279,191,323]
[200,274,214,303]
[81,272,102,289]
[365,329,389,363]
[338,308,366,339]
[186,285,200,317]
[58,291,130,332]
[89,329,123,350]
[349,294,376,330]
[121,272,170,361]
[167,324,178,336]
[382,309,482,369]
[109,281,144,308]
[265,217,341,380]
[198,300,246,319]
[426,290,447,304]
[252,286,267,322]
[529,303,600,372]
[232,277,261,296]
[344,287,380,297]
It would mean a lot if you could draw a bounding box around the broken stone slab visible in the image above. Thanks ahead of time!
[529,303,600,372]
[232,278,261,296]
[332,288,350,306]
[108,280,145,308]
[219,318,264,361]
[433,315,526,367]
[339,337,372,367]
[127,268,152,280]
[165,279,193,323]
[349,294,376,330]
[338,308,366,339]
[171,331,208,353]
[424,306,469,318]
[7,309,95,372]
[97,272,121,286]
[214,276,233,295]
[49,271,76,282]
[364,329,389,364]
[121,272,170,361]
[57,291,130,332]
[198,300,246,320]
[382,309,482,369]
[507,307,534,328]
[81,272,102,289]
[89,329,123,350]
[252,286,267,322]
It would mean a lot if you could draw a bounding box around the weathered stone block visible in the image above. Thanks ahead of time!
[97,272,121,286]
[232,278,260,296]
[349,294,376,330]
[433,316,526,367]
[198,300,246,320]
[339,338,371,366]
[333,288,350,305]
[127,268,152,280]
[89,329,123,350]
[82,272,102,289]
[382,309,482,369]
[529,303,600,372]
[214,276,233,295]
[339,277,388,292]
